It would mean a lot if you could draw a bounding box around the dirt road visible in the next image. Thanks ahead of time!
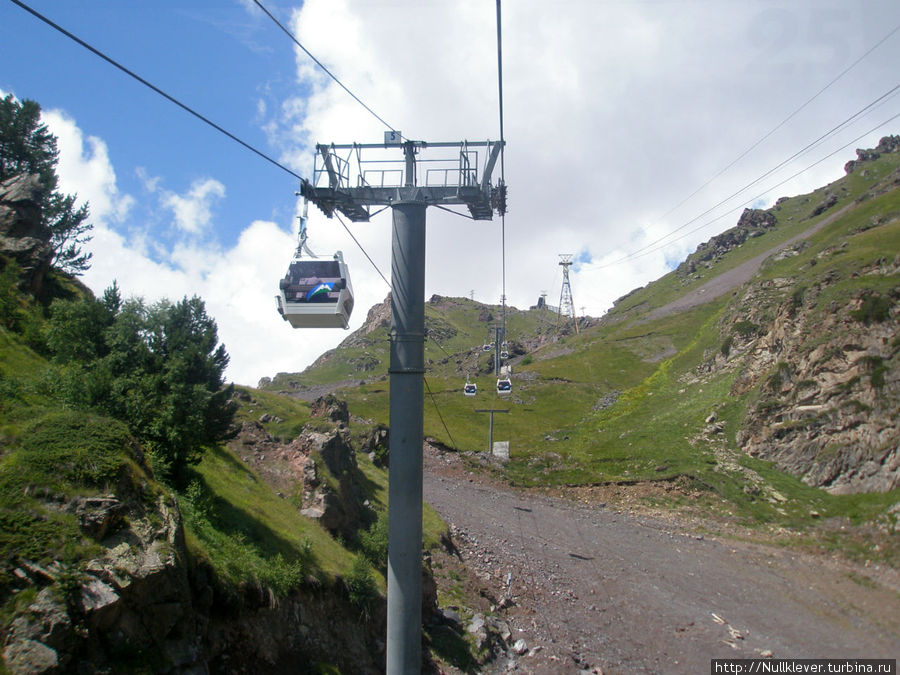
[424,448,900,674]
[644,203,855,322]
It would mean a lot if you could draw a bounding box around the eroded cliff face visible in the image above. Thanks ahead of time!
[716,265,899,494]
[2,411,386,674]
[3,485,201,673]
[0,174,52,295]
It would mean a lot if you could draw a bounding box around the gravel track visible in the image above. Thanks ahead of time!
[424,448,900,674]
[644,203,855,322]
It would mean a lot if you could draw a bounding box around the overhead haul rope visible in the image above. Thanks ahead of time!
[252,0,402,138]
[11,0,405,290]
[601,83,900,268]
[496,0,508,339]
[8,0,304,181]
[657,20,900,224]
[597,109,900,267]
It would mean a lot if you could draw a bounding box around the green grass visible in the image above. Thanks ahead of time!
[0,410,151,586]
[183,443,359,593]
[233,385,311,441]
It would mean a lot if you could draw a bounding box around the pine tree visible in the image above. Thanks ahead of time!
[0,94,93,275]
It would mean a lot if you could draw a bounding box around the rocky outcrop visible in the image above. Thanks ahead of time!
[3,490,199,673]
[0,174,52,294]
[228,396,374,538]
[720,275,899,493]
[360,424,390,467]
[843,134,900,174]
[676,208,777,276]
[292,429,372,537]
[310,393,350,426]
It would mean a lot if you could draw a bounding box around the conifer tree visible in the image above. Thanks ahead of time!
[0,94,93,274]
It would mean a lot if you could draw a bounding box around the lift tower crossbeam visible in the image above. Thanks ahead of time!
[301,139,506,222]
[302,136,505,674]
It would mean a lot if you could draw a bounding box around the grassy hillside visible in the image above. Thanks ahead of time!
[264,140,900,562]
[0,267,463,671]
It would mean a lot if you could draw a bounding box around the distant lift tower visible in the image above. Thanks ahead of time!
[557,254,579,334]
[301,134,505,674]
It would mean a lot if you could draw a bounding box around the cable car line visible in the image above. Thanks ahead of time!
[9,0,304,182]
[598,109,900,268]
[424,377,457,449]
[333,212,391,289]
[252,0,401,137]
[598,84,900,269]
[655,20,900,225]
[12,0,399,299]
[612,82,900,263]
[496,0,508,341]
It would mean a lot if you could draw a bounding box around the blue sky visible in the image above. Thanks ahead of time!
[3,1,302,251]
[3,0,900,385]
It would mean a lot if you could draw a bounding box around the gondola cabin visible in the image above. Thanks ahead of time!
[276,251,354,329]
[496,378,511,395]
[464,382,477,397]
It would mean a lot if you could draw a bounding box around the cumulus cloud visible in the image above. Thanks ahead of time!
[31,0,900,386]
[160,178,226,235]
[41,108,134,225]
[42,105,328,385]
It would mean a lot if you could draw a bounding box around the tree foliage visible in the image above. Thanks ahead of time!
[0,94,93,275]
[48,285,236,482]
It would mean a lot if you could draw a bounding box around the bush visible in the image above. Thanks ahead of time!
[345,555,378,619]
[859,355,887,390]
[15,410,135,491]
[358,509,388,569]
[46,289,236,484]
[733,320,759,338]
[850,293,893,325]
[720,335,733,357]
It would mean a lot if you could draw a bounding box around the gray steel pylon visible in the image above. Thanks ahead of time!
[557,254,578,334]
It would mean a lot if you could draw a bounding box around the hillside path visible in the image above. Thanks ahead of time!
[423,447,900,673]
[644,203,855,322]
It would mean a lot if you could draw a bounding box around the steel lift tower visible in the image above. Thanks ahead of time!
[557,253,579,334]
[302,135,505,673]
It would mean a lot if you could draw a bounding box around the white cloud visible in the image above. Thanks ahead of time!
[279,0,899,323]
[160,178,226,235]
[135,166,161,194]
[32,0,900,387]
[41,108,134,225]
[80,201,340,386]
[38,106,332,385]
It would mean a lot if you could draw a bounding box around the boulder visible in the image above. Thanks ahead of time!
[0,174,52,294]
[290,430,369,537]
[310,394,350,426]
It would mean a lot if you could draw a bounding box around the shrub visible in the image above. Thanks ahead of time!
[720,335,733,357]
[850,293,893,325]
[345,555,378,619]
[358,509,388,570]
[16,410,134,490]
[859,355,887,390]
[733,320,759,338]
[46,289,236,484]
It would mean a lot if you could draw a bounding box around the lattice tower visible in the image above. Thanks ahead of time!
[557,254,578,334]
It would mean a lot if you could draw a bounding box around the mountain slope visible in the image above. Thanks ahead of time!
[263,137,900,555]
